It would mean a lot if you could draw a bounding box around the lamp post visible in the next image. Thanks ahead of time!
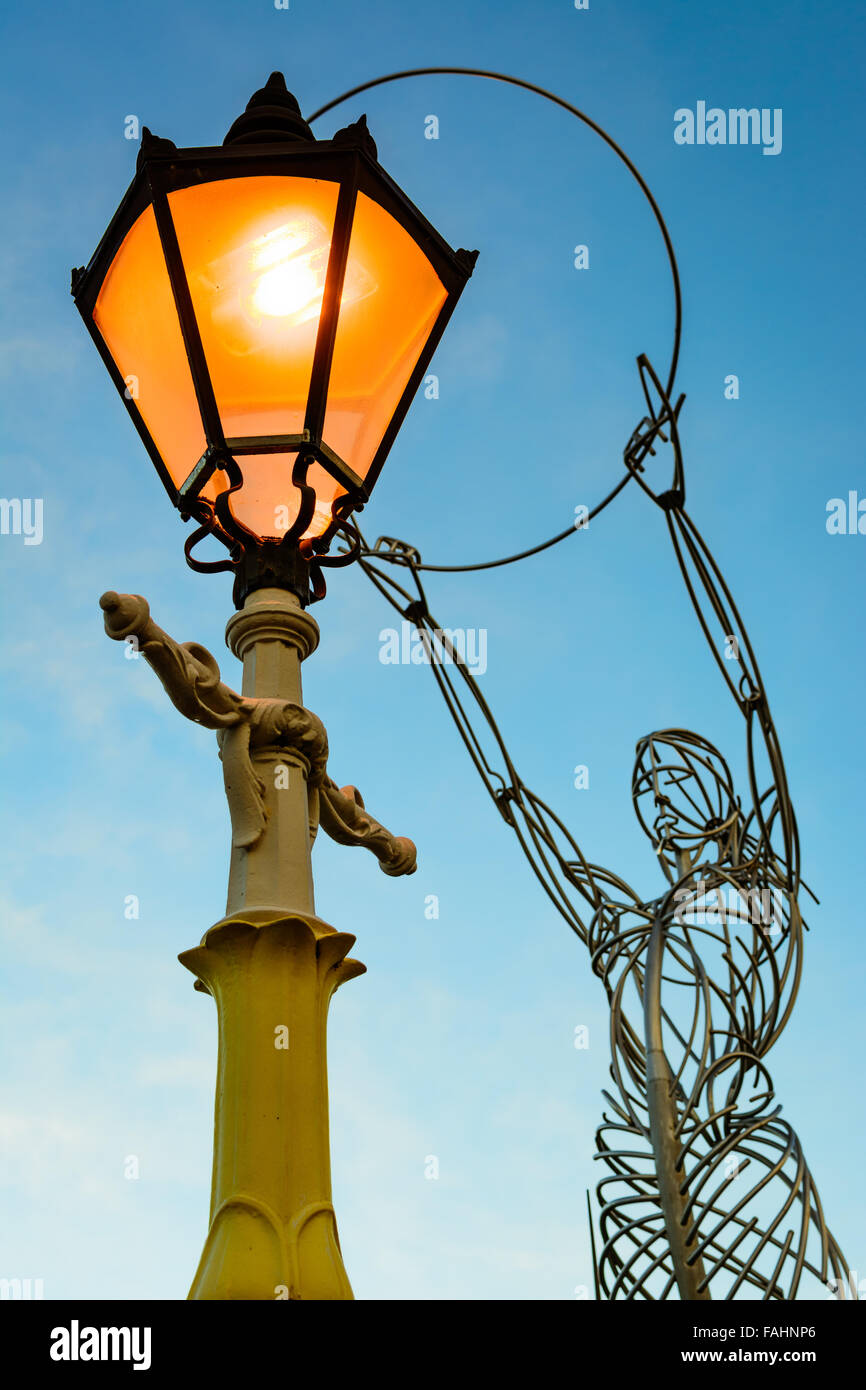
[73,73,476,1300]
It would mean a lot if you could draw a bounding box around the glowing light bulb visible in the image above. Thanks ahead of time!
[204,210,377,347]
[251,258,321,319]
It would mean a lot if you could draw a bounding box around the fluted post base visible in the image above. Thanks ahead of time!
[179,909,365,1300]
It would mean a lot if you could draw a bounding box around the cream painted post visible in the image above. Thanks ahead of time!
[180,586,361,1301]
[222,588,321,918]
[100,586,415,1301]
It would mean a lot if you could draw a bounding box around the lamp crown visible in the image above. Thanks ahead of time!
[223,72,315,145]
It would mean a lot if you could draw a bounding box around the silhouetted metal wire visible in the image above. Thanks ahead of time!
[308,68,682,574]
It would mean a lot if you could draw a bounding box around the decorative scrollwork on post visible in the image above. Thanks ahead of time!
[316,779,417,876]
[99,590,416,874]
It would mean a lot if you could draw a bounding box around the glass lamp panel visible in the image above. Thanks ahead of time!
[207,457,345,542]
[167,175,340,439]
[92,205,206,488]
[322,191,448,478]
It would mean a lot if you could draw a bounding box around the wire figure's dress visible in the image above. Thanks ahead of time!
[591,730,848,1299]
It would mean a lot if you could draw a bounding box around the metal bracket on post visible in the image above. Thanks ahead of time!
[99,589,418,873]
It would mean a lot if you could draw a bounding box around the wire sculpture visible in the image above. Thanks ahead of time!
[342,369,852,1300]
[305,68,852,1299]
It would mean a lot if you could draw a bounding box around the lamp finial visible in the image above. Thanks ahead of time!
[223,72,314,145]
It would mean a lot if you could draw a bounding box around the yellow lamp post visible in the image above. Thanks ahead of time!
[73,73,476,1300]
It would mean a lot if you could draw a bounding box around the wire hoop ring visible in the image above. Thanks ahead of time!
[307,68,682,574]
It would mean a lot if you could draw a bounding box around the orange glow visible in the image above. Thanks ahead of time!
[322,192,448,478]
[169,176,342,443]
[93,205,206,490]
[92,174,448,543]
[200,208,376,335]
[208,456,346,541]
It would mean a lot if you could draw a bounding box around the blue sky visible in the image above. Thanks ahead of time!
[1,0,864,1299]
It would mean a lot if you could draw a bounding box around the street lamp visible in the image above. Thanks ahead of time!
[73,74,477,1300]
[72,70,476,606]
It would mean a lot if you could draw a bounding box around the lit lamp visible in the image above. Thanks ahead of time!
[72,71,476,605]
[72,76,476,1300]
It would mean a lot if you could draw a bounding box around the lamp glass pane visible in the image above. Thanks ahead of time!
[92,205,206,488]
[209,457,345,541]
[167,175,341,440]
[322,191,448,478]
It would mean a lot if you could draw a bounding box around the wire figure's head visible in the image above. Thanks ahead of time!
[632,729,741,882]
